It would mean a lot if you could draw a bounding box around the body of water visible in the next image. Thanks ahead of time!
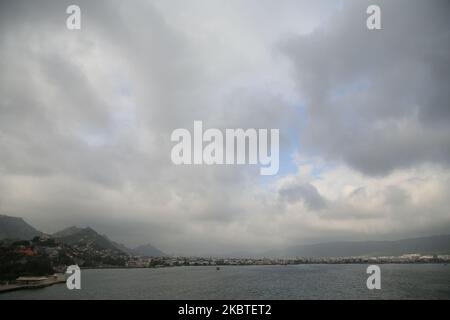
[1,264,449,299]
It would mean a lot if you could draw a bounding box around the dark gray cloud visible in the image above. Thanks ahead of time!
[279,182,327,210]
[281,0,450,175]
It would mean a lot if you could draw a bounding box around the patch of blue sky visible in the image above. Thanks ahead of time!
[258,102,308,183]
[298,156,337,180]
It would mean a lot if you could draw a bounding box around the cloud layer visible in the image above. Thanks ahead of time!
[0,0,449,255]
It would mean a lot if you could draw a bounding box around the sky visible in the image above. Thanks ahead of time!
[0,0,449,255]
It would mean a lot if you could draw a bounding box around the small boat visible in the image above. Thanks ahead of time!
[216,267,220,270]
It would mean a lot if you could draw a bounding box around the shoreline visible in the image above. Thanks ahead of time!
[80,261,449,270]
[0,274,65,294]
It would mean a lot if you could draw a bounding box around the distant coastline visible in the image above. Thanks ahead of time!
[2,214,450,287]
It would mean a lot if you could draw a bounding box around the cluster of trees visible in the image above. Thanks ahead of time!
[0,243,53,281]
[0,235,128,281]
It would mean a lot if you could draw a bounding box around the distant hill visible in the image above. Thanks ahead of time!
[52,226,83,238]
[280,235,450,258]
[53,226,125,254]
[53,226,165,257]
[0,214,165,258]
[132,243,166,257]
[111,241,135,255]
[0,214,42,240]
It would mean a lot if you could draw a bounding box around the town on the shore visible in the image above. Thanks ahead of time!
[126,253,450,268]
[2,234,450,283]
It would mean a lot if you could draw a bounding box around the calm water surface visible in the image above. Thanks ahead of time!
[1,264,449,300]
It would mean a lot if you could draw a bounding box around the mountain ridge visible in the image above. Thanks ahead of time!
[2,214,449,258]
[52,226,124,254]
[52,227,166,257]
[0,215,166,257]
[132,243,166,257]
[273,234,450,258]
[0,214,43,240]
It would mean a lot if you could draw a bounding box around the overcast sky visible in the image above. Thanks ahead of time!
[0,0,449,255]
